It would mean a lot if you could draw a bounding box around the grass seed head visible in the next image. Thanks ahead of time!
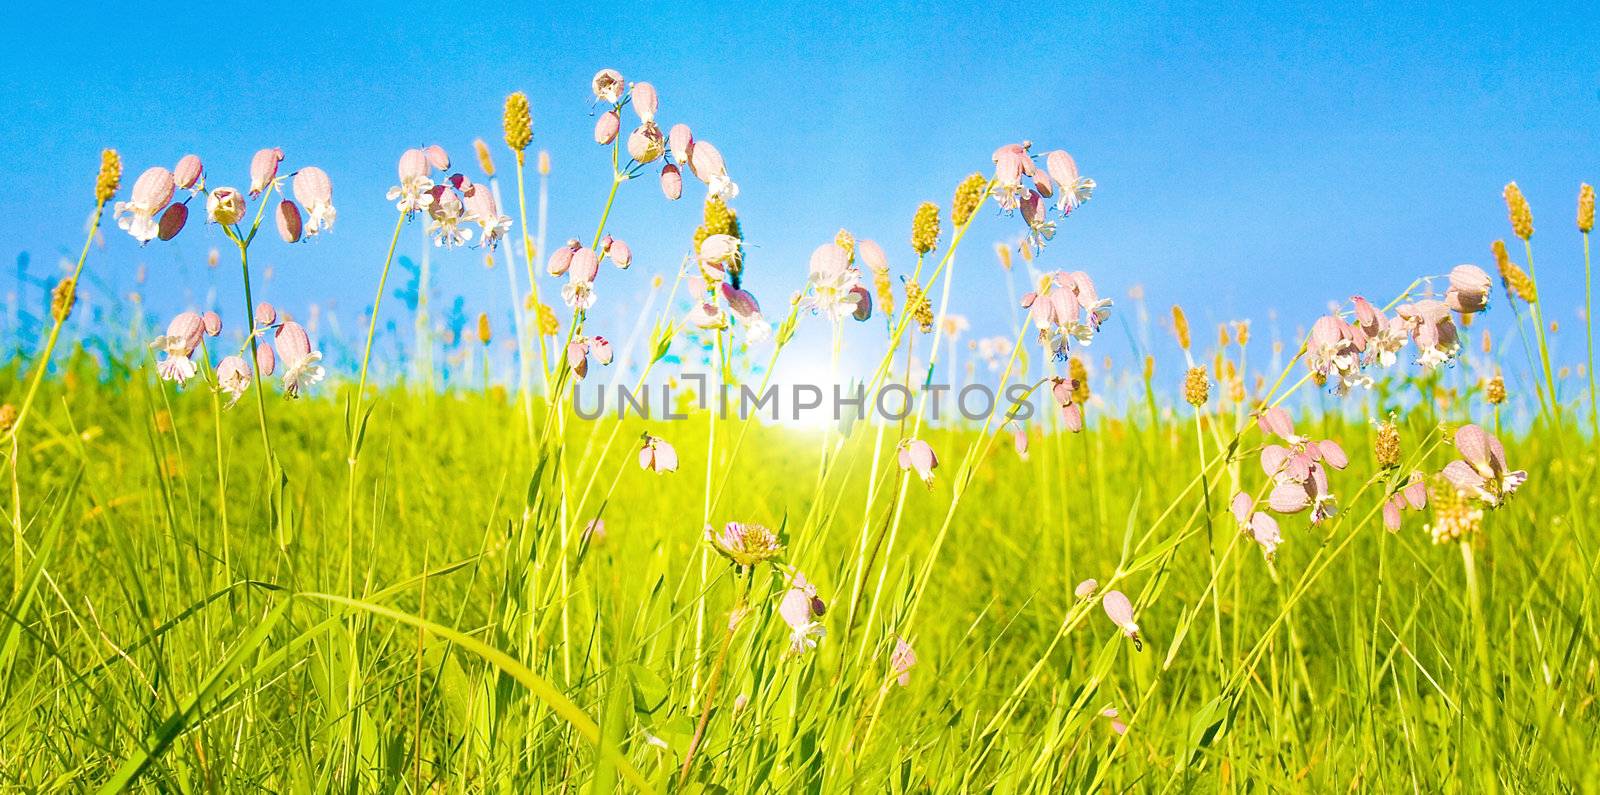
[1503,181,1533,241]
[503,92,533,155]
[94,148,122,204]
[952,172,987,227]
[911,201,942,254]
[1375,416,1401,468]
[1183,366,1209,407]
[51,278,77,322]
[1580,183,1595,233]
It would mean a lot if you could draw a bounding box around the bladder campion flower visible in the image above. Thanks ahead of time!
[591,68,625,104]
[897,439,939,486]
[291,166,335,236]
[114,166,176,244]
[1231,492,1283,558]
[248,147,283,196]
[150,312,205,385]
[639,434,678,473]
[275,320,325,397]
[1445,264,1491,314]
[1440,424,1527,507]
[207,187,245,225]
[173,154,203,191]
[1101,590,1142,650]
[1074,579,1099,599]
[891,637,917,686]
[215,355,251,407]
[778,573,826,656]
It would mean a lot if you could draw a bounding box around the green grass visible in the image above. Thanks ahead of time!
[1,344,1596,792]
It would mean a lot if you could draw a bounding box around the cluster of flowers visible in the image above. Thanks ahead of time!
[1021,270,1113,358]
[387,145,512,249]
[1307,265,1492,394]
[547,235,633,312]
[1228,407,1350,559]
[115,150,335,244]
[990,142,1096,253]
[588,69,738,203]
[686,233,772,343]
[149,302,324,402]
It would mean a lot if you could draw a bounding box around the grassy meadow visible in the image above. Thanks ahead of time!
[2,73,1599,794]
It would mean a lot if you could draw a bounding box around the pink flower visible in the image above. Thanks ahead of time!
[248,147,283,196]
[891,637,917,686]
[697,234,741,278]
[276,200,303,243]
[639,434,678,473]
[255,342,276,377]
[705,521,784,568]
[548,239,581,276]
[149,312,205,385]
[157,203,188,241]
[202,311,222,337]
[422,144,450,171]
[591,336,613,365]
[275,320,324,397]
[566,339,590,379]
[462,184,511,249]
[627,122,665,164]
[721,283,761,319]
[858,239,889,276]
[1101,590,1141,650]
[174,154,204,191]
[215,355,251,406]
[991,142,1034,210]
[897,439,939,486]
[591,68,625,104]
[601,236,632,269]
[1044,150,1094,214]
[1382,472,1430,531]
[207,187,245,226]
[594,110,621,145]
[1074,579,1099,599]
[1256,406,1296,441]
[255,301,277,327]
[1445,264,1492,314]
[1100,707,1129,736]
[1441,424,1527,507]
[631,81,659,122]
[779,576,826,655]
[668,124,694,164]
[291,166,336,235]
[659,164,683,200]
[114,166,176,243]
[387,149,436,215]
[1231,492,1283,558]
[1013,426,1029,460]
[688,140,737,200]
[568,246,600,283]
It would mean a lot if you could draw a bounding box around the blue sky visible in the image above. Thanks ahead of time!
[4,1,1598,387]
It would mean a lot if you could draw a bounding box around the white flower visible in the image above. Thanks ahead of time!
[156,355,198,385]
[386,176,435,216]
[474,213,512,249]
[562,280,596,311]
[1415,340,1460,370]
[802,268,865,320]
[114,202,162,244]
[707,174,739,202]
[787,621,825,656]
[281,350,324,397]
[744,316,772,345]
[1057,177,1096,215]
[427,190,473,248]
[303,200,337,236]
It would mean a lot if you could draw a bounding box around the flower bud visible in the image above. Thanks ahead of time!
[668,124,693,164]
[631,81,658,123]
[157,203,188,241]
[255,302,277,326]
[249,147,283,197]
[1445,264,1491,314]
[255,342,276,376]
[594,110,620,145]
[547,239,580,276]
[659,164,683,200]
[202,311,223,336]
[276,200,303,243]
[398,148,429,182]
[423,144,450,171]
[174,154,204,190]
[606,238,632,269]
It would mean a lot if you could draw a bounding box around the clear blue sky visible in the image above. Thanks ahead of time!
[4,1,1598,386]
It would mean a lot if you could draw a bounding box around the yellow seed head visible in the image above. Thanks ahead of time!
[1233,320,1251,346]
[1486,373,1506,405]
[1142,355,1154,382]
[905,279,934,333]
[94,148,121,205]
[51,278,76,322]
[476,312,492,345]
[1492,240,1537,303]
[503,92,533,154]
[873,268,896,318]
[1579,183,1595,233]
[538,151,550,175]
[1375,417,1401,468]
[1171,305,1191,350]
[911,201,942,255]
[834,229,856,263]
[952,172,987,227]
[1183,366,1210,407]
[0,404,15,434]
[536,302,559,336]
[994,243,1013,271]
[1217,323,1231,349]
[1069,357,1090,404]
[474,138,496,177]
[1503,181,1533,241]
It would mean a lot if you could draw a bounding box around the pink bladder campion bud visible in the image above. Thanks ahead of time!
[594,110,620,145]
[207,187,245,225]
[591,336,613,366]
[1445,264,1492,314]
[897,439,939,486]
[174,154,204,190]
[201,311,222,337]
[423,144,450,171]
[567,339,590,379]
[1101,590,1142,650]
[668,124,693,163]
[659,164,683,200]
[1100,707,1129,736]
[1013,426,1029,461]
[639,434,678,473]
[275,320,312,366]
[631,81,658,123]
[398,148,430,182]
[1074,579,1099,599]
[276,200,304,243]
[548,239,581,276]
[254,301,277,327]
[858,239,889,276]
[627,122,665,164]
[591,69,625,104]
[255,342,276,377]
[602,236,632,269]
[568,247,600,283]
[248,147,283,197]
[157,203,188,241]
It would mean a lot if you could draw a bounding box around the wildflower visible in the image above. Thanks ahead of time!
[952,172,987,227]
[425,185,473,248]
[594,110,620,145]
[291,166,336,235]
[51,278,76,322]
[255,342,276,376]
[911,201,942,254]
[157,204,188,241]
[1491,239,1537,302]
[802,243,869,321]
[897,439,939,486]
[248,147,283,196]
[668,123,693,163]
[1044,150,1095,214]
[1074,579,1099,599]
[1101,590,1141,650]
[1445,264,1491,314]
[1230,492,1283,558]
[990,142,1034,210]
[1022,271,1111,357]
[698,233,742,281]
[1504,181,1533,240]
[1017,189,1056,252]
[1381,471,1428,532]
[173,154,203,191]
[1100,707,1129,736]
[1013,426,1029,460]
[462,184,511,249]
[215,355,251,406]
[114,166,176,243]
[1183,366,1209,407]
[688,140,738,201]
[706,521,784,568]
[94,149,122,204]
[600,235,632,269]
[276,200,303,243]
[659,164,683,200]
[0,404,16,435]
[1049,376,1086,432]
[891,637,916,686]
[1440,424,1526,507]
[567,245,601,284]
[1580,183,1595,233]
[639,434,678,473]
[275,320,324,397]
[503,92,533,154]
[423,145,450,171]
[150,312,204,385]
[1395,300,1460,369]
[202,311,222,336]
[627,122,665,163]
[207,187,245,226]
[387,149,436,216]
[591,68,625,104]
[779,575,826,656]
